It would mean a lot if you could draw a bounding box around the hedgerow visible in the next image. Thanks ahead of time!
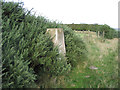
[2,1,87,88]
[65,24,118,39]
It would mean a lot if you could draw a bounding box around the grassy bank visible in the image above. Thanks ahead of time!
[2,1,118,88]
[54,32,118,88]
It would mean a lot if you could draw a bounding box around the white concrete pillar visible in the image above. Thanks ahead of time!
[46,28,66,56]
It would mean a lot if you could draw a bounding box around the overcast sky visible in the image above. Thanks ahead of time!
[7,0,119,28]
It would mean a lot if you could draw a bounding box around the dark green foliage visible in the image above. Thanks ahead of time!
[61,25,87,67]
[65,24,118,39]
[2,1,37,88]
[2,1,87,88]
[2,55,37,88]
[2,1,70,87]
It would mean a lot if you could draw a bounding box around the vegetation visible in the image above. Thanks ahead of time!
[54,32,118,88]
[65,24,118,39]
[2,1,87,88]
[2,0,118,88]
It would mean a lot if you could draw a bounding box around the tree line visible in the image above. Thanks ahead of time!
[64,24,118,39]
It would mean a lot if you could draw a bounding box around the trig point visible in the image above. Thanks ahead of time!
[46,28,66,56]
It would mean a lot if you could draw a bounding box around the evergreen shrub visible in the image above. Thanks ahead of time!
[2,1,87,87]
[61,25,87,67]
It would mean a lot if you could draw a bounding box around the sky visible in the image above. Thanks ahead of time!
[7,0,119,28]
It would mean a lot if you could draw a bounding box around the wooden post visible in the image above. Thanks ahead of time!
[98,31,100,38]
[88,30,90,37]
[103,31,104,38]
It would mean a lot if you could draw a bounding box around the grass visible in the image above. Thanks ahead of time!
[53,31,118,88]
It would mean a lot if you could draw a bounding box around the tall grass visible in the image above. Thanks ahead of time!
[54,33,118,88]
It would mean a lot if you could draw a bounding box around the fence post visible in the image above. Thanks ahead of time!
[103,31,104,38]
[98,31,100,38]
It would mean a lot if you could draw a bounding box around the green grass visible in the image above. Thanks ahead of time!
[74,32,86,38]
[54,33,118,88]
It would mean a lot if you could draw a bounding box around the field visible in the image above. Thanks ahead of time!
[2,1,118,88]
[42,31,118,88]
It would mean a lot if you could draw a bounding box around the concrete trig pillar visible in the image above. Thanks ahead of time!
[46,28,66,56]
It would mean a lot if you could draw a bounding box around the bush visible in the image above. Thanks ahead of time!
[2,54,37,88]
[2,1,71,87]
[2,1,87,87]
[2,1,37,88]
[65,24,118,39]
[61,25,87,67]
